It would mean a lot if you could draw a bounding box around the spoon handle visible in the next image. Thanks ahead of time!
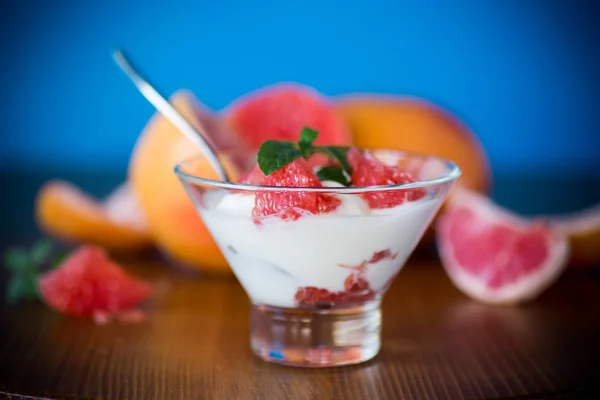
[112,48,230,182]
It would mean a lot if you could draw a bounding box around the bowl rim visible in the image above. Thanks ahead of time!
[174,149,462,193]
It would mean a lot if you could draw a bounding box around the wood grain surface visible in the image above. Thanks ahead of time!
[0,256,599,400]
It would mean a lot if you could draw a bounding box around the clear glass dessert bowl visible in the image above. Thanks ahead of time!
[175,149,461,367]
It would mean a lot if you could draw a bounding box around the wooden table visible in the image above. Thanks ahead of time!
[1,172,599,399]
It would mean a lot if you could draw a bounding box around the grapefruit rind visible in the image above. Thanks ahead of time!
[548,203,600,232]
[35,180,151,252]
[333,95,491,194]
[103,183,150,232]
[128,90,241,275]
[547,203,600,269]
[437,188,570,305]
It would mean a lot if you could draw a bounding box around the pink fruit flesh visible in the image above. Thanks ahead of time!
[443,207,551,289]
[252,159,340,222]
[294,248,397,308]
[348,148,426,209]
[39,245,152,317]
[436,188,570,304]
[239,163,265,185]
[227,84,350,149]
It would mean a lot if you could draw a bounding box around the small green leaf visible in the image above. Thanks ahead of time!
[29,238,54,265]
[316,146,352,174]
[6,274,39,304]
[257,141,302,175]
[299,127,318,145]
[53,250,69,267]
[317,166,351,186]
[297,140,312,159]
[3,249,29,273]
[3,238,56,305]
[7,277,24,304]
[254,127,352,179]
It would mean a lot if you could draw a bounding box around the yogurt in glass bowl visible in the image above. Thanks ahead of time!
[175,147,460,367]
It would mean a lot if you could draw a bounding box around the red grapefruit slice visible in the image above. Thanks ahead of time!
[253,159,341,222]
[39,245,153,317]
[436,188,570,304]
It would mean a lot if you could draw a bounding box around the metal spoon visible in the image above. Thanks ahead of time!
[112,48,230,181]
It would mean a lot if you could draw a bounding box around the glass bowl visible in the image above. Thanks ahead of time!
[175,149,461,367]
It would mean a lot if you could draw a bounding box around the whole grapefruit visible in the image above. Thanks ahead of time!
[334,95,491,193]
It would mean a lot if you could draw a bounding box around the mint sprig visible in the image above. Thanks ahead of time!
[256,141,302,175]
[257,127,353,186]
[3,238,64,304]
[299,126,318,144]
[316,166,351,186]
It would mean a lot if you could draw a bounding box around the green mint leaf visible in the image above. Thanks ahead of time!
[3,249,29,273]
[298,127,319,159]
[299,127,318,145]
[29,238,54,265]
[257,141,302,175]
[3,237,58,305]
[316,166,351,186]
[298,140,315,160]
[7,277,24,304]
[315,146,352,174]
[53,250,69,267]
[254,127,351,178]
[6,273,39,305]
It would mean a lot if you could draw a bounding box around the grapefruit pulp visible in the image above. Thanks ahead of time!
[223,82,352,149]
[39,245,152,317]
[436,188,570,304]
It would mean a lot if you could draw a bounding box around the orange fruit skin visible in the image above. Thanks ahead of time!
[333,95,491,194]
[129,90,240,276]
[36,181,151,252]
[568,230,600,270]
[550,204,600,270]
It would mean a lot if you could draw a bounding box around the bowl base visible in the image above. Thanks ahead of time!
[250,301,381,368]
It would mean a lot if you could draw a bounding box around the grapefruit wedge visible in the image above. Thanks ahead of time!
[36,180,151,252]
[436,188,570,305]
[39,245,152,318]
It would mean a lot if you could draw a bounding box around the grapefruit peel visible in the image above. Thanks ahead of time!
[35,181,151,252]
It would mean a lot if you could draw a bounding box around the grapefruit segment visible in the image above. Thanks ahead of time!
[347,148,426,209]
[436,188,570,304]
[253,159,341,222]
[39,245,152,317]
[35,180,151,252]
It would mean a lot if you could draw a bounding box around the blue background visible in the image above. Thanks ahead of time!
[1,0,599,178]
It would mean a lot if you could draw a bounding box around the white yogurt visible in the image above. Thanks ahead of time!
[199,187,441,308]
